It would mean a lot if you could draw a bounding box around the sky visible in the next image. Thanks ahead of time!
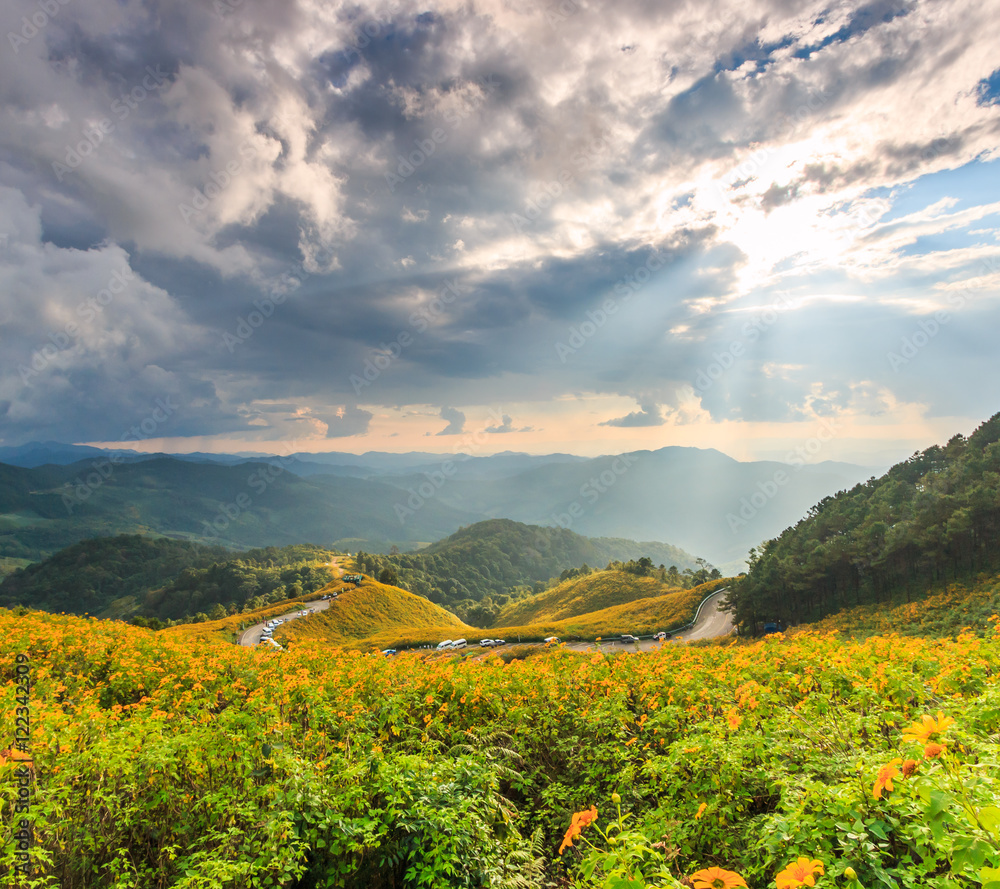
[0,0,998,465]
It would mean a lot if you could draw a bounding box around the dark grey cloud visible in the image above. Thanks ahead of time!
[436,405,465,435]
[0,0,997,449]
[600,402,665,427]
[484,413,531,434]
[316,405,374,438]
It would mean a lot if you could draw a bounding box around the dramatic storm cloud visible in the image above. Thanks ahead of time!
[1,0,998,461]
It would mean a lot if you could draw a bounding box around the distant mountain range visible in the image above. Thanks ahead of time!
[0,441,881,569]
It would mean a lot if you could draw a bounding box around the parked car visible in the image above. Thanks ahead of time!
[544,636,560,645]
[652,631,672,641]
[436,639,454,651]
[452,638,468,649]
[381,649,397,657]
[479,639,494,647]
[492,639,506,646]
[620,634,640,644]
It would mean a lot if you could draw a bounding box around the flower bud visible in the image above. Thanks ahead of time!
[611,792,621,805]
[844,866,857,881]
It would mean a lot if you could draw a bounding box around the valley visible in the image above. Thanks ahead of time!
[2,413,1000,888]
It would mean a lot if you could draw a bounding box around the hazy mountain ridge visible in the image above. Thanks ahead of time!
[0,444,878,570]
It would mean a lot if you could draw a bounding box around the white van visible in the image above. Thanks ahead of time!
[451,638,467,649]
[436,639,453,650]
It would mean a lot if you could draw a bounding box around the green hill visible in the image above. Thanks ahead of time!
[729,411,1000,634]
[352,518,707,621]
[0,535,336,622]
[272,577,471,646]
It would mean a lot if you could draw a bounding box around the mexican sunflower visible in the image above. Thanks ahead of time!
[924,742,946,759]
[775,857,825,888]
[872,758,902,799]
[558,806,598,854]
[902,712,954,744]
[691,866,748,889]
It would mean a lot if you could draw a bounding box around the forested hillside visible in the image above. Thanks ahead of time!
[729,412,1000,633]
[0,536,335,624]
[352,519,707,624]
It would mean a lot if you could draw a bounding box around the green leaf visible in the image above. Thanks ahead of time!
[928,791,951,818]
[980,865,1000,888]
[979,807,1000,833]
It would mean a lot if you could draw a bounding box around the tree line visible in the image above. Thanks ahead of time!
[727,413,1000,634]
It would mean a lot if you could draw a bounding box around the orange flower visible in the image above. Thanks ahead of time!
[558,806,598,854]
[901,758,919,777]
[923,742,946,759]
[691,866,748,889]
[696,802,708,820]
[872,758,902,799]
[727,709,742,730]
[775,857,825,888]
[902,712,954,744]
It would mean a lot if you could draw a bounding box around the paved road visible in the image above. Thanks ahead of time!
[237,598,332,647]
[672,588,734,641]
[472,588,735,655]
[237,556,347,648]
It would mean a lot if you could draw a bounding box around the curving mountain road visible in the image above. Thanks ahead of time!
[671,588,734,642]
[237,556,347,648]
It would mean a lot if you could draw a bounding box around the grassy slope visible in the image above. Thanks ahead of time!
[491,577,728,640]
[162,574,728,652]
[496,569,683,625]
[273,577,471,647]
[795,571,1000,640]
[356,578,730,651]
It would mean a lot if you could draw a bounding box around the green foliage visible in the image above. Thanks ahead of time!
[0,535,335,623]
[4,610,1000,887]
[729,413,1000,634]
